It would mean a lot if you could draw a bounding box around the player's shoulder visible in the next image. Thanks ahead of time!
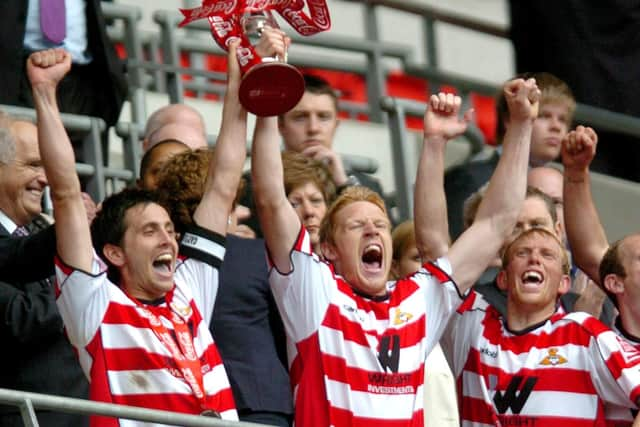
[558,311,612,337]
[455,290,493,317]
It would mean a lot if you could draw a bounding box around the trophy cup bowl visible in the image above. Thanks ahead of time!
[238,11,305,117]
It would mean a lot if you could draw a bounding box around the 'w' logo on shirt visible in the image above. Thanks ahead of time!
[492,375,538,414]
[378,335,400,373]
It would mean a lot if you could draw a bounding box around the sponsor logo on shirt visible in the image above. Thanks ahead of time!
[480,347,498,358]
[393,309,413,325]
[539,348,568,366]
[616,336,640,365]
[342,304,365,322]
[367,372,414,394]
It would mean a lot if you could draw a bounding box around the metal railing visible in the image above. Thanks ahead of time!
[0,388,264,427]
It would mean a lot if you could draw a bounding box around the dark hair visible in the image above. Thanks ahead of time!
[91,188,169,283]
[599,239,628,308]
[139,139,188,180]
[495,71,575,145]
[302,74,338,111]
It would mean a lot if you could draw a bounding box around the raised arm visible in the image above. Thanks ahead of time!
[414,93,472,261]
[28,49,92,272]
[192,41,247,235]
[561,126,607,283]
[252,115,301,272]
[448,79,538,293]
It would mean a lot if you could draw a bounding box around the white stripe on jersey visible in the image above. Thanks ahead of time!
[108,369,192,395]
[326,378,424,419]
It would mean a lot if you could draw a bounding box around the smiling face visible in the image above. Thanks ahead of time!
[529,101,571,166]
[498,229,570,319]
[322,200,392,297]
[279,92,339,153]
[0,121,47,226]
[287,181,327,249]
[106,203,179,301]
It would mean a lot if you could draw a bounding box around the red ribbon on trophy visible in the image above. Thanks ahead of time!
[179,0,331,116]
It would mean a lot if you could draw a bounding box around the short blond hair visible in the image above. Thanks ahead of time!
[319,186,387,246]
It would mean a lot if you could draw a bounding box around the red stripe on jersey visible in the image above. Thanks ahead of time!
[322,303,427,349]
[465,349,597,394]
[111,388,236,415]
[481,317,593,353]
[460,395,497,425]
[456,289,477,314]
[422,261,452,283]
[292,332,332,427]
[321,352,424,392]
[330,405,424,427]
[293,225,308,252]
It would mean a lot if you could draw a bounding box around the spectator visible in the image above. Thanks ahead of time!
[282,151,336,254]
[445,72,575,239]
[390,220,459,427]
[562,125,640,424]
[143,104,208,152]
[138,114,254,239]
[441,228,640,424]
[250,74,535,424]
[30,45,246,423]
[528,165,615,323]
[0,0,126,128]
[510,0,640,183]
[137,139,190,190]
[0,111,88,426]
[155,148,293,426]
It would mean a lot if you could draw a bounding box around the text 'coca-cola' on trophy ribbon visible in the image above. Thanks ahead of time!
[178,0,331,74]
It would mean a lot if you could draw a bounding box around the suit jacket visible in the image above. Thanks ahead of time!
[0,223,89,427]
[211,235,293,417]
[0,0,127,126]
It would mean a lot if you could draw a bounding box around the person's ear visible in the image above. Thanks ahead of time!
[321,241,337,262]
[496,270,508,291]
[390,260,400,280]
[102,243,126,268]
[603,274,625,295]
[557,274,571,295]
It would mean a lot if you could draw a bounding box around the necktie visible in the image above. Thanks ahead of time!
[40,0,67,44]
[12,226,30,237]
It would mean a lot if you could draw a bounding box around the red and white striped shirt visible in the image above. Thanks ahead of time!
[442,292,640,426]
[604,318,640,426]
[269,227,464,427]
[54,226,237,426]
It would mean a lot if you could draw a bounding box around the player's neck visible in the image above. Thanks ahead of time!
[618,305,640,341]
[505,304,556,333]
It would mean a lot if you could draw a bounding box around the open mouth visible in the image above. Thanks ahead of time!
[521,270,543,290]
[361,244,382,271]
[152,253,173,275]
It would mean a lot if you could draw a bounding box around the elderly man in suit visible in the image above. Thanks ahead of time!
[0,111,89,427]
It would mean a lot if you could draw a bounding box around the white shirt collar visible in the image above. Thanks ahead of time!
[0,209,18,234]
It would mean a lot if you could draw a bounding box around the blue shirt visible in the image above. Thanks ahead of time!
[23,0,92,64]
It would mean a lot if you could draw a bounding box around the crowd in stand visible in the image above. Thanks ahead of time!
[2,7,640,427]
